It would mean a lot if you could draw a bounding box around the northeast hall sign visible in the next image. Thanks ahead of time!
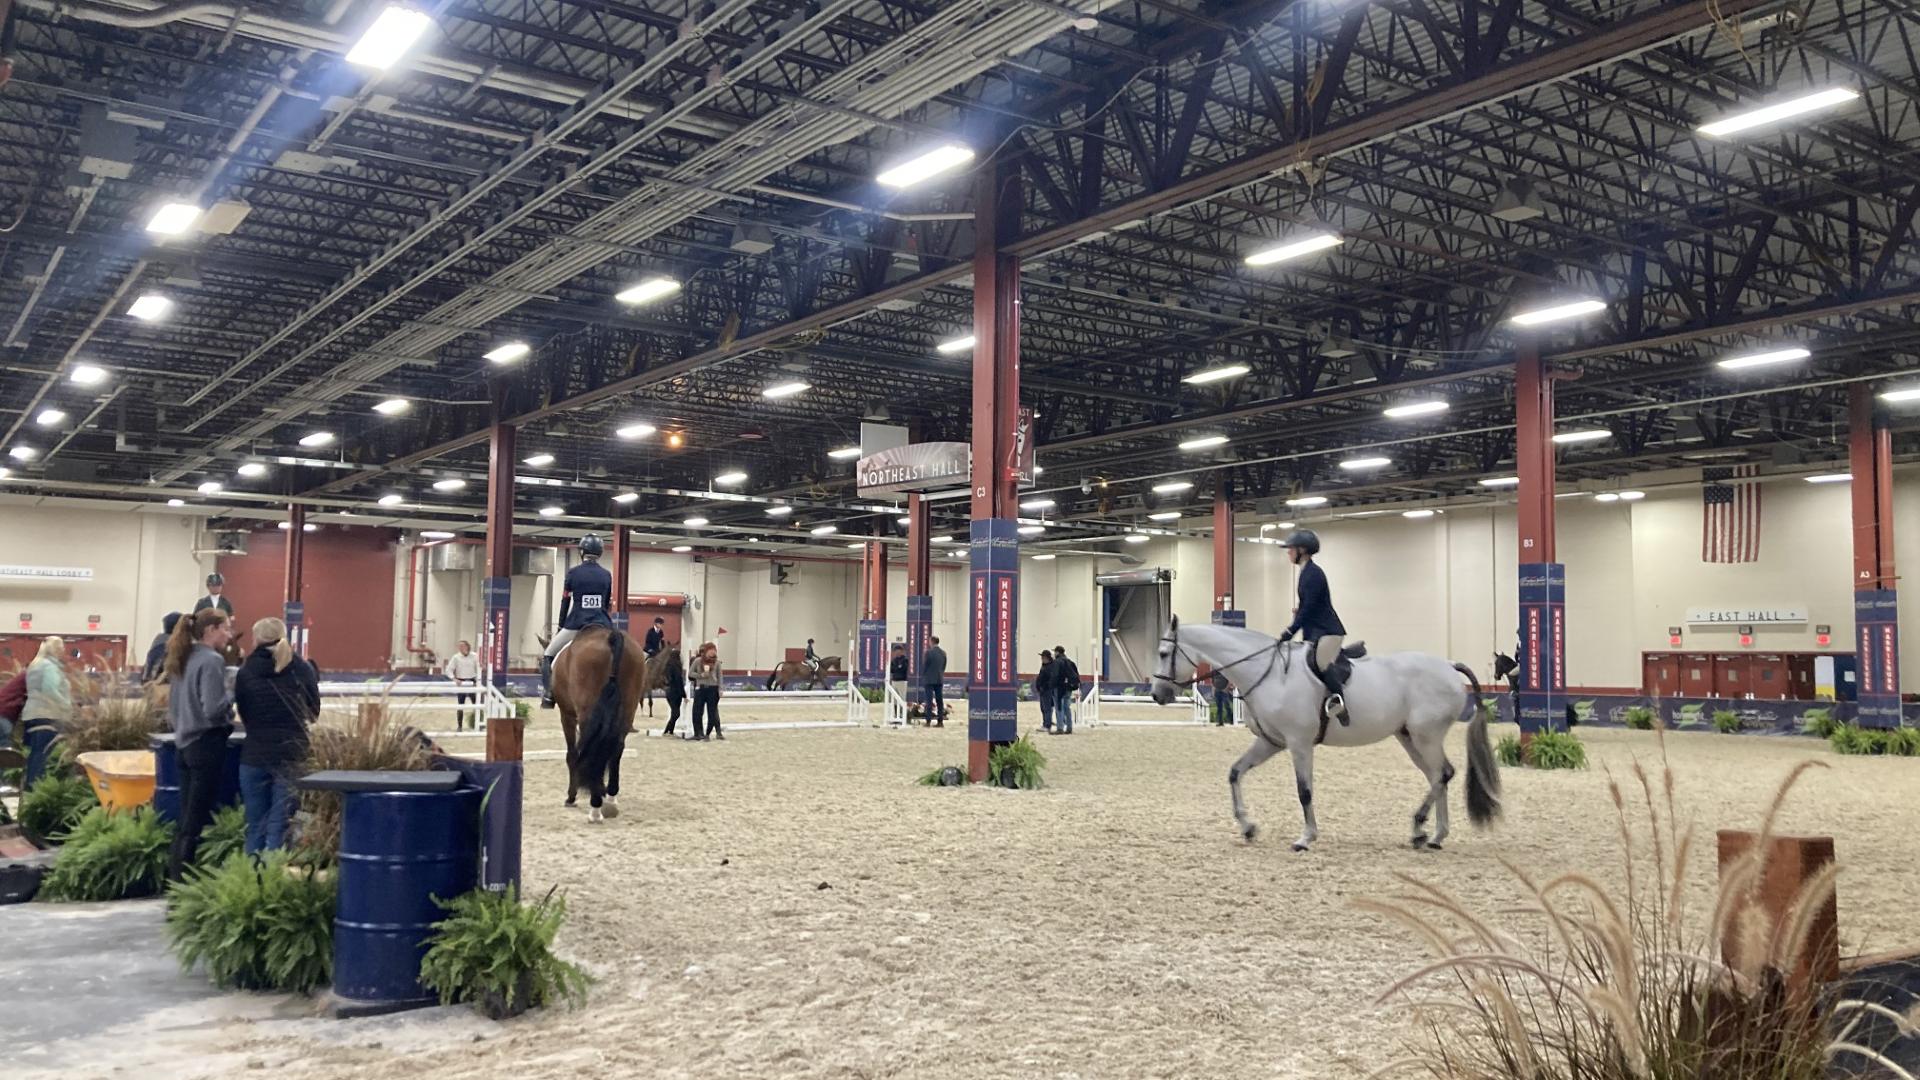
[856,442,971,497]
[1684,606,1808,626]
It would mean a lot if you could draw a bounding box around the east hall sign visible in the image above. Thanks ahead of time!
[1684,606,1809,626]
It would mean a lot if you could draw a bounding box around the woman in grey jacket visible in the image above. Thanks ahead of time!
[22,636,74,788]
[164,608,236,880]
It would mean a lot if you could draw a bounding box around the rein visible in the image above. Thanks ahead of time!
[1154,625,1284,695]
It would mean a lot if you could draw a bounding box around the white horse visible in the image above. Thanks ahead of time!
[1150,616,1502,852]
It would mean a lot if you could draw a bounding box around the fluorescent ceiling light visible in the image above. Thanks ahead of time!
[616,422,656,440]
[875,143,975,188]
[1402,509,1436,519]
[345,4,433,69]
[538,506,564,517]
[1019,498,1055,510]
[810,524,838,536]
[420,530,455,540]
[931,535,955,544]
[1384,400,1449,419]
[432,478,466,491]
[1879,387,1920,403]
[277,521,317,532]
[1032,553,1057,561]
[846,542,866,550]
[615,277,681,305]
[373,398,411,415]
[1479,476,1521,487]
[1245,232,1343,267]
[34,409,66,426]
[1178,435,1228,451]
[827,446,862,460]
[1124,533,1151,544]
[166,498,184,507]
[612,492,640,504]
[684,517,709,528]
[1014,525,1045,538]
[766,506,793,517]
[1183,364,1250,385]
[378,494,405,506]
[1718,346,1810,370]
[1804,473,1852,484]
[8,445,36,461]
[484,342,530,364]
[1594,492,1621,503]
[69,364,108,386]
[935,334,976,354]
[1338,456,1391,470]
[128,293,173,321]
[713,471,747,486]
[1285,495,1328,507]
[1552,429,1611,444]
[1148,511,1181,521]
[1510,298,1607,327]
[1619,491,1645,501]
[762,380,810,399]
[197,480,222,494]
[1152,480,1194,494]
[297,431,335,448]
[145,202,202,235]
[1697,87,1859,137]
[671,545,693,553]
[522,453,555,467]
[236,462,267,478]
[896,515,911,525]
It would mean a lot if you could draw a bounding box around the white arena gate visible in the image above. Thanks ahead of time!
[1079,637,1243,727]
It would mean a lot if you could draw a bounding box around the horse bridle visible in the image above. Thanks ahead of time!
[1153,622,1285,693]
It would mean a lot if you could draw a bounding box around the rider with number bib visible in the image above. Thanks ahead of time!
[1278,529,1350,726]
[804,638,821,675]
[541,535,614,707]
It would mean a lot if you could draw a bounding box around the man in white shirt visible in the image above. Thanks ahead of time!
[444,640,482,730]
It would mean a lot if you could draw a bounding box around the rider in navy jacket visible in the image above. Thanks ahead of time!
[541,535,615,705]
[1278,529,1351,724]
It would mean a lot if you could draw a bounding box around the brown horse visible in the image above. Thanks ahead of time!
[765,655,842,690]
[553,626,648,821]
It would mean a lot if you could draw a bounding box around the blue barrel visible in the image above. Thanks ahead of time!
[333,787,483,1009]
[148,733,246,823]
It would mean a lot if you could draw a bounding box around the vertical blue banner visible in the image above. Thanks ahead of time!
[283,600,305,627]
[857,618,887,689]
[611,611,630,632]
[968,518,1019,745]
[906,594,932,710]
[483,576,513,692]
[1210,610,1246,627]
[1855,588,1902,728]
[1516,562,1566,734]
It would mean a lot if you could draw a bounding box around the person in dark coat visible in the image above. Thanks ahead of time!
[1052,645,1080,734]
[540,535,613,706]
[1209,669,1234,726]
[233,617,319,854]
[143,612,183,684]
[920,636,947,726]
[193,573,234,617]
[1278,528,1351,725]
[1035,650,1056,732]
[659,649,688,737]
[888,643,909,703]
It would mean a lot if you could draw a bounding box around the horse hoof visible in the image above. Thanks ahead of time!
[1240,824,1258,843]
[564,799,576,808]
[588,807,603,824]
[1410,835,1428,849]
[1424,841,1444,851]
[1290,842,1311,853]
[602,798,620,819]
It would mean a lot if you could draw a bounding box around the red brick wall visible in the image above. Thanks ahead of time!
[218,526,399,673]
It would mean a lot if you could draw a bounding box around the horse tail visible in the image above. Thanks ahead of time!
[764,668,778,691]
[576,631,628,786]
[1454,662,1503,827]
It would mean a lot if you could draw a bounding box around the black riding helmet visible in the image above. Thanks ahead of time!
[206,572,225,586]
[1281,528,1320,555]
[579,534,604,558]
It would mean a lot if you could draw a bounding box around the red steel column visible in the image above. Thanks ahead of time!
[1212,495,1235,613]
[1513,339,1566,736]
[1514,339,1556,562]
[484,420,520,762]
[1848,384,1900,725]
[611,524,632,631]
[283,502,306,653]
[967,158,1022,782]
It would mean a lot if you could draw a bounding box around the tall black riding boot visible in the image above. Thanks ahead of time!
[1322,668,1350,725]
[540,655,555,708]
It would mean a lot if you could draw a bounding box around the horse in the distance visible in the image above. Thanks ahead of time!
[552,626,648,822]
[765,654,842,690]
[1151,616,1502,852]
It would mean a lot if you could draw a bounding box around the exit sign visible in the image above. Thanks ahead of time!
[17,612,30,629]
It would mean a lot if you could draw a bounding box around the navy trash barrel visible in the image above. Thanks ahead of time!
[149,734,180,824]
[333,783,482,1011]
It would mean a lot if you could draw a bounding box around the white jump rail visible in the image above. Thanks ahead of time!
[884,680,911,726]
[317,679,512,739]
[642,678,864,738]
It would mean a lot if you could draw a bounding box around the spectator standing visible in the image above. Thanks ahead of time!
[1210,670,1234,726]
[233,618,319,854]
[888,644,909,705]
[443,641,481,730]
[688,641,724,741]
[143,612,182,684]
[164,609,236,880]
[659,649,688,737]
[1052,645,1080,734]
[920,636,947,727]
[0,665,30,775]
[1035,650,1056,732]
[22,636,74,789]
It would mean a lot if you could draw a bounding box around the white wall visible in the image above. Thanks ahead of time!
[0,503,209,646]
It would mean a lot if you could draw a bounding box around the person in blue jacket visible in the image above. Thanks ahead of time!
[1278,529,1351,725]
[541,535,614,706]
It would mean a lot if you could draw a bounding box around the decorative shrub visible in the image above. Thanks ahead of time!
[418,886,591,1019]
[293,710,432,866]
[38,807,172,901]
[61,687,165,756]
[1830,723,1920,757]
[195,805,247,868]
[1622,705,1656,731]
[167,850,336,993]
[988,736,1047,789]
[916,764,966,787]
[1359,750,1914,1080]
[1798,707,1839,739]
[857,685,884,704]
[512,700,532,720]
[1494,733,1523,767]
[1525,730,1588,770]
[18,772,99,844]
[1712,709,1744,734]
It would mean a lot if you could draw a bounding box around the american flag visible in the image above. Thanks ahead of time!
[1702,464,1762,563]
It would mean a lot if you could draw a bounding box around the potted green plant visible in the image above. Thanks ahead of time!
[1623,706,1656,730]
[418,885,591,1020]
[987,737,1047,789]
[17,771,99,844]
[1525,730,1588,770]
[1711,709,1743,734]
[166,849,336,993]
[37,806,172,902]
[916,765,966,787]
